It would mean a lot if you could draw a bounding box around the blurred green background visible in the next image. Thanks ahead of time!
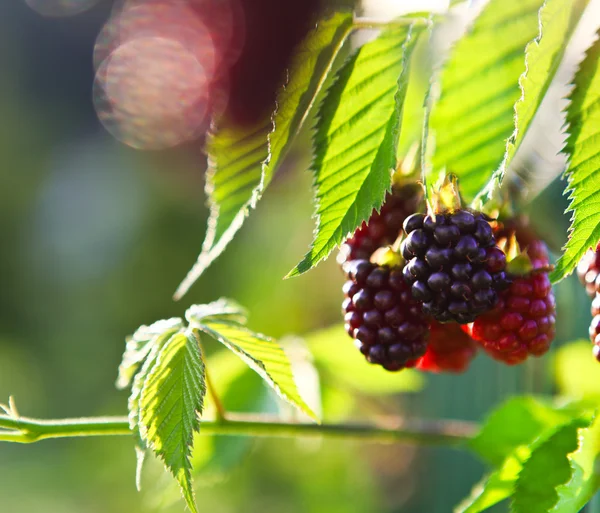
[0,1,598,512]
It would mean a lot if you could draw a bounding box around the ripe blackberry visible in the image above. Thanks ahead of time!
[342,259,429,371]
[465,239,556,365]
[401,210,507,324]
[338,184,422,264]
[577,243,600,298]
[590,313,600,362]
[416,322,477,373]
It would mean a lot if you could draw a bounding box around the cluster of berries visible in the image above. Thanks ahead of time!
[339,184,556,373]
[577,244,600,361]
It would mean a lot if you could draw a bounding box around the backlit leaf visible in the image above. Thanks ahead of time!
[174,13,354,299]
[288,22,422,277]
[138,330,206,513]
[187,299,318,422]
[550,32,600,283]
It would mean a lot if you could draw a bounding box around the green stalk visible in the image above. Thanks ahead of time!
[0,412,476,446]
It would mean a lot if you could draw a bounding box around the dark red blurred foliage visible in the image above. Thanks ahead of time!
[225,0,323,125]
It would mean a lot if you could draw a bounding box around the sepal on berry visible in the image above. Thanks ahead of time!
[371,246,404,268]
[428,173,462,215]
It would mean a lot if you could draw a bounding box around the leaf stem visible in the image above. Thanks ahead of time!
[204,364,227,422]
[195,329,227,421]
[0,412,477,446]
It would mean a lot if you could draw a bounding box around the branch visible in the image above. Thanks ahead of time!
[0,414,131,442]
[0,412,477,446]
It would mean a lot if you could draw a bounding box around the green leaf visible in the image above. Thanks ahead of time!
[511,413,595,513]
[429,0,542,202]
[305,325,424,395]
[288,22,422,277]
[455,448,530,513]
[186,299,318,422]
[551,417,600,513]
[459,401,596,513]
[554,341,600,399]
[186,299,248,325]
[469,397,575,466]
[477,0,590,205]
[138,330,206,513]
[551,32,600,283]
[429,0,587,205]
[173,13,354,299]
[117,318,183,390]
[127,326,182,490]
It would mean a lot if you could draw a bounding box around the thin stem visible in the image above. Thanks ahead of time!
[352,16,432,30]
[195,330,227,421]
[0,412,477,446]
[204,366,227,421]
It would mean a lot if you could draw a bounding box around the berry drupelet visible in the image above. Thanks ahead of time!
[342,259,429,371]
[465,233,556,365]
[401,210,508,324]
[579,243,600,361]
[338,184,422,264]
[577,242,600,298]
[415,322,478,373]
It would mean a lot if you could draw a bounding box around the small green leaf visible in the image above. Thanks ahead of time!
[127,326,182,490]
[551,32,600,283]
[138,330,206,513]
[305,325,424,395]
[469,397,575,466]
[174,13,354,299]
[117,318,183,390]
[476,0,589,205]
[551,417,600,513]
[455,449,530,513]
[185,299,247,325]
[511,413,595,513]
[459,400,596,513]
[288,22,422,277]
[186,299,318,422]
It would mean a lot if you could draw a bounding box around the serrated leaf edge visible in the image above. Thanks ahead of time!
[288,22,421,277]
[173,14,354,300]
[509,413,595,513]
[550,30,600,283]
[195,320,319,423]
[475,0,588,207]
[138,330,206,513]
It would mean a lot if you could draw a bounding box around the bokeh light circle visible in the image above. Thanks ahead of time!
[94,37,210,150]
[24,0,100,17]
[93,0,245,148]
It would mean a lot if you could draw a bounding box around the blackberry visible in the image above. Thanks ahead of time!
[590,315,600,361]
[591,313,600,362]
[416,322,477,373]
[576,243,600,362]
[401,210,507,324]
[338,184,422,264]
[577,243,600,298]
[464,235,556,365]
[342,259,429,371]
